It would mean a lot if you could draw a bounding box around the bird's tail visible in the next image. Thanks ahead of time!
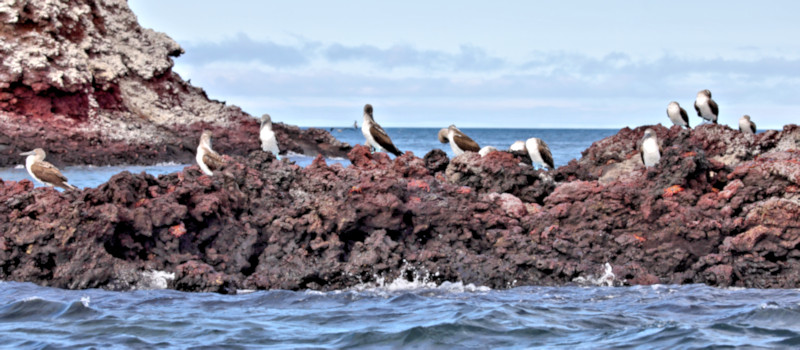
[391,149,402,157]
[64,183,77,190]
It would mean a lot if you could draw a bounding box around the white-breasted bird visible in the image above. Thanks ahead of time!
[694,89,719,124]
[20,148,76,190]
[524,137,555,170]
[196,130,225,176]
[667,101,690,128]
[361,104,402,156]
[260,114,280,157]
[739,115,756,135]
[640,128,662,167]
[438,125,480,156]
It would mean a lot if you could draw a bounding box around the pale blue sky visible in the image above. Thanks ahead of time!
[128,1,800,128]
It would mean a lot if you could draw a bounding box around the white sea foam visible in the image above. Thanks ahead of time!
[22,296,42,302]
[347,262,490,293]
[80,296,90,307]
[13,164,23,169]
[139,270,175,290]
[573,262,616,287]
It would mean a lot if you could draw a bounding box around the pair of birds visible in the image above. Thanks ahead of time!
[666,90,756,134]
[196,114,280,176]
[360,104,554,169]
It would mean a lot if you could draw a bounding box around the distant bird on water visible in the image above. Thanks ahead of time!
[361,104,402,156]
[667,101,690,128]
[640,128,662,167]
[739,115,756,135]
[196,130,225,176]
[438,125,480,156]
[259,114,280,157]
[694,89,719,124]
[20,148,76,190]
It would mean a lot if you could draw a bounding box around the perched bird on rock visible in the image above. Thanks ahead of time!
[20,148,76,190]
[739,115,756,135]
[524,137,555,170]
[361,104,402,156]
[260,114,280,158]
[196,130,225,176]
[694,89,719,124]
[667,101,690,128]
[438,124,480,156]
[640,128,662,167]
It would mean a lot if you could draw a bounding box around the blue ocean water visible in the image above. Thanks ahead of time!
[3,128,797,349]
[2,280,800,349]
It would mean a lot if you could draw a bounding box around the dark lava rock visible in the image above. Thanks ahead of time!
[1,125,799,293]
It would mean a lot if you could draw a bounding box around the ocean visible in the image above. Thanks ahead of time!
[2,128,798,349]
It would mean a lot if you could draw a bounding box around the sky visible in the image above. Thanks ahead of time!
[127,1,800,129]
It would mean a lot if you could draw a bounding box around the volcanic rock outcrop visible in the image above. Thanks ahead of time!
[1,123,799,292]
[0,0,350,167]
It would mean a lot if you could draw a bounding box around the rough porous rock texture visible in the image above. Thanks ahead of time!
[0,0,350,167]
[1,124,799,293]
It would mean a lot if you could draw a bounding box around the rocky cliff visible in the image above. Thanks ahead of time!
[1,123,798,293]
[0,0,350,167]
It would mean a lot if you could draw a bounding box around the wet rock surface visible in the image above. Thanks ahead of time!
[0,0,350,167]
[1,124,799,292]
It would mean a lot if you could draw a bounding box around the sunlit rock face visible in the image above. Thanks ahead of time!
[0,0,350,167]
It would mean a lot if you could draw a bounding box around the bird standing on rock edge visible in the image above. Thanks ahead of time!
[196,130,225,176]
[739,115,756,135]
[524,137,555,170]
[667,101,690,128]
[361,104,402,156]
[694,89,719,124]
[20,148,77,190]
[438,124,481,156]
[260,114,280,158]
[640,129,662,167]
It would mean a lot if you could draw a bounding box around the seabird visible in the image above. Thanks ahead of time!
[259,114,280,157]
[438,125,480,156]
[524,137,555,170]
[667,101,690,128]
[20,148,76,190]
[694,89,719,124]
[361,104,402,156]
[640,128,662,167]
[478,146,498,157]
[509,140,526,152]
[196,130,225,176]
[739,115,756,135]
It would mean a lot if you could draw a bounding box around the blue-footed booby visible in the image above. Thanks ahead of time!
[640,129,661,167]
[20,148,76,190]
[361,104,402,156]
[667,101,690,128]
[196,130,225,176]
[694,89,719,124]
[739,115,756,135]
[260,114,280,157]
[524,137,555,170]
[438,125,480,156]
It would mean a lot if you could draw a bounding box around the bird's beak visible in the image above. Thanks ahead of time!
[20,151,34,156]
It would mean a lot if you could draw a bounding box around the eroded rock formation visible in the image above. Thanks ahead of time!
[0,0,350,167]
[1,123,798,292]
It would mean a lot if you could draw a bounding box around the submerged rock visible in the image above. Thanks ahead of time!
[1,124,799,292]
[0,0,350,167]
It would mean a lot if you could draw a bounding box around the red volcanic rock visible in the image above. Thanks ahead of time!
[1,122,799,292]
[0,0,349,167]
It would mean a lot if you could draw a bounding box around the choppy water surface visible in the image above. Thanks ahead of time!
[1,281,799,349]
